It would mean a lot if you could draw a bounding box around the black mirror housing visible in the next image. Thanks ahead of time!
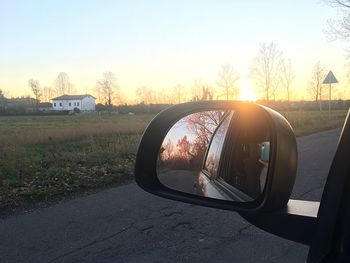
[135,101,297,213]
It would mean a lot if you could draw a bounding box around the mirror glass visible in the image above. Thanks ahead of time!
[157,110,271,202]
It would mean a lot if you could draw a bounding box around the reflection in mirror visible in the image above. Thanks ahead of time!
[157,110,270,202]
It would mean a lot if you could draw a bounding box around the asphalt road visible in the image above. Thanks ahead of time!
[0,129,340,263]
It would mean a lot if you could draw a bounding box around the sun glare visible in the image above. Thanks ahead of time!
[239,88,258,101]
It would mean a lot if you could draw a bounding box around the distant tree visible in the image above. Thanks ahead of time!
[281,59,295,102]
[201,85,214,100]
[249,42,283,101]
[55,72,72,95]
[0,89,6,110]
[150,88,167,104]
[216,64,239,100]
[42,86,56,102]
[159,88,173,104]
[136,86,154,104]
[191,80,204,101]
[28,79,41,109]
[191,80,215,101]
[173,84,185,104]
[308,61,326,110]
[96,72,119,108]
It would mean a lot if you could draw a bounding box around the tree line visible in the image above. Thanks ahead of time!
[24,43,344,107]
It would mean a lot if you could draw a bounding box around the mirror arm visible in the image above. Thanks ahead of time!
[240,199,319,245]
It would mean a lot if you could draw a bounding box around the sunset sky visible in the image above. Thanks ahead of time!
[0,0,348,102]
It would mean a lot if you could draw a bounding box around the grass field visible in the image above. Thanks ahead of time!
[0,114,155,208]
[281,110,347,136]
[0,109,347,208]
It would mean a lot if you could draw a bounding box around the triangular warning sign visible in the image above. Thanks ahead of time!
[323,71,338,84]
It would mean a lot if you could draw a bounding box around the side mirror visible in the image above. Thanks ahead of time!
[135,101,297,213]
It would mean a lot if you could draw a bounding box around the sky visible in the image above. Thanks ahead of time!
[0,0,349,102]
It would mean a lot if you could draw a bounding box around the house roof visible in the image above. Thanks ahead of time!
[51,94,96,100]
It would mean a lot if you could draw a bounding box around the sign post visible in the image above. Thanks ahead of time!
[322,70,338,118]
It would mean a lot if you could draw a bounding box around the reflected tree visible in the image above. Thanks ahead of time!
[177,136,192,159]
[159,111,227,171]
[182,111,224,145]
[161,138,175,160]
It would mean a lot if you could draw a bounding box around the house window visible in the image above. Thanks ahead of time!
[69,102,71,106]
[59,102,62,107]
[74,102,76,106]
[77,102,80,106]
[54,103,56,107]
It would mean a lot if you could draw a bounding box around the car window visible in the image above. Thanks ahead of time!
[203,112,233,179]
[217,114,271,199]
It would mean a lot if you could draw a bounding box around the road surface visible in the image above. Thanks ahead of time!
[0,129,340,263]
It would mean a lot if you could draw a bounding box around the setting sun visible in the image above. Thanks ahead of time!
[239,88,258,101]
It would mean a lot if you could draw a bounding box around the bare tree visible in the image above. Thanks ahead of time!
[249,42,283,101]
[308,61,326,110]
[173,84,185,104]
[93,83,102,103]
[96,72,119,107]
[216,64,239,100]
[55,72,72,95]
[161,138,175,160]
[191,80,204,101]
[328,0,350,7]
[28,79,41,109]
[156,88,172,104]
[0,89,6,110]
[191,80,215,101]
[182,111,223,145]
[281,59,295,102]
[271,76,281,101]
[136,86,154,104]
[42,86,56,102]
[325,0,350,40]
[201,85,214,100]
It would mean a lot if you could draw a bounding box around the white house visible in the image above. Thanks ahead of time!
[51,94,96,111]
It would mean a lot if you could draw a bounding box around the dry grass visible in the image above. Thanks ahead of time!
[0,109,347,209]
[0,123,146,147]
[0,114,153,147]
[281,110,347,136]
[0,114,154,208]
